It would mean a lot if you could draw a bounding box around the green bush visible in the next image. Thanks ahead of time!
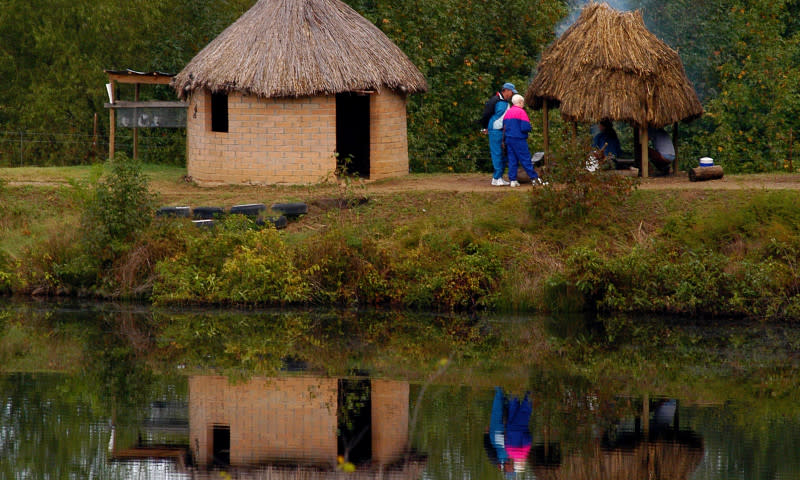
[530,144,639,226]
[80,153,157,265]
[153,215,311,305]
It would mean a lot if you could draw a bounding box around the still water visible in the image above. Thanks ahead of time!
[1,301,799,479]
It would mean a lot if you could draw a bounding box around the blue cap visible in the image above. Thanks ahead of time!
[502,82,518,94]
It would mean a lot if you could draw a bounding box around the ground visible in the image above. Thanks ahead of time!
[5,168,800,207]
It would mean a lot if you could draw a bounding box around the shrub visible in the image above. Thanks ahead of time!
[153,215,311,305]
[80,153,157,266]
[530,143,639,226]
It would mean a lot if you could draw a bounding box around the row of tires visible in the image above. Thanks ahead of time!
[156,202,308,230]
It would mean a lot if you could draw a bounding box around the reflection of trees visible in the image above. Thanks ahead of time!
[155,309,503,379]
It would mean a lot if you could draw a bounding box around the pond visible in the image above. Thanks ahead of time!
[1,301,799,479]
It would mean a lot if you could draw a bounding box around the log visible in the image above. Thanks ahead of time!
[688,165,724,182]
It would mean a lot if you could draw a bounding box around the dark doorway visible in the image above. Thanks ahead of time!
[336,93,370,178]
[338,378,372,464]
[211,92,228,133]
[211,425,230,466]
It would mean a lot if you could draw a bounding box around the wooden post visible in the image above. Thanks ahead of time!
[672,122,679,175]
[133,83,140,160]
[542,102,550,166]
[92,113,98,156]
[571,122,578,144]
[108,80,115,160]
[633,126,640,174]
[642,393,650,437]
[789,128,794,172]
[640,125,649,178]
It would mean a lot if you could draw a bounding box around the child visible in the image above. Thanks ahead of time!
[503,95,546,186]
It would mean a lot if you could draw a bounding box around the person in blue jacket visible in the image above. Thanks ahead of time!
[479,83,516,185]
[592,119,622,159]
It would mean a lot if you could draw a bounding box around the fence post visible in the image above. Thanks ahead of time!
[19,131,23,166]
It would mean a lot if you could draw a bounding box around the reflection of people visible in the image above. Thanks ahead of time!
[479,83,517,186]
[592,119,622,159]
[486,387,509,468]
[503,95,544,187]
[648,127,675,176]
[485,387,532,476]
[505,392,532,474]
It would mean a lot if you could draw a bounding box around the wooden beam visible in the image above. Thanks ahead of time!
[640,125,649,178]
[543,102,550,166]
[106,73,174,85]
[109,80,116,160]
[133,84,139,160]
[672,122,679,175]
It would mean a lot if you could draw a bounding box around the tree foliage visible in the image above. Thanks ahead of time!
[2,0,800,172]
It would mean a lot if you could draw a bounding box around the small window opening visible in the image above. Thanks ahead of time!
[211,92,228,133]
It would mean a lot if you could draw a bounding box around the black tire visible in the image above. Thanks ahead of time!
[229,203,266,217]
[156,206,192,218]
[270,202,308,217]
[192,219,215,228]
[193,206,225,220]
[256,215,288,230]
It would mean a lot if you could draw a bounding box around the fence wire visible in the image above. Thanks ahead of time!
[0,131,183,167]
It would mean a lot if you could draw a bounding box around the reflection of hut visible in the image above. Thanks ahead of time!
[525,2,703,176]
[172,0,427,186]
[533,437,705,480]
[189,376,410,468]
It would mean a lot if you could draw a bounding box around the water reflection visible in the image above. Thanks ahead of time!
[2,302,800,479]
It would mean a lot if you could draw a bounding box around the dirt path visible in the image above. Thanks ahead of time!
[6,172,800,207]
[356,171,800,193]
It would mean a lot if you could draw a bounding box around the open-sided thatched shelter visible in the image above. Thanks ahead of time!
[172,0,427,185]
[525,2,703,177]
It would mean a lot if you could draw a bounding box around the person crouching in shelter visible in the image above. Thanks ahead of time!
[479,82,516,186]
[648,127,675,176]
[503,94,545,187]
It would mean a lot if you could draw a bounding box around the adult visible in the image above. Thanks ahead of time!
[592,119,622,160]
[503,94,545,186]
[648,127,675,176]
[479,83,517,185]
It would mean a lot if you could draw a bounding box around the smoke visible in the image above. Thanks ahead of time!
[556,0,636,35]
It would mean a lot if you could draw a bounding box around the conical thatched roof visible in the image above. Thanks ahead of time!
[173,0,428,99]
[525,2,702,127]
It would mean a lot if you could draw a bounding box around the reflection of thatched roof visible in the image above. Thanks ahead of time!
[173,0,427,99]
[533,439,704,480]
[525,2,703,127]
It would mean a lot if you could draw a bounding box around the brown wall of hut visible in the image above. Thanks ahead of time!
[371,380,409,466]
[189,376,339,466]
[185,89,410,185]
[186,91,337,185]
[369,90,409,180]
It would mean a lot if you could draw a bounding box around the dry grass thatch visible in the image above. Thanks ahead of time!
[525,2,703,127]
[172,0,427,99]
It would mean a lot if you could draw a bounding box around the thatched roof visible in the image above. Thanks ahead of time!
[525,2,703,127]
[172,0,428,99]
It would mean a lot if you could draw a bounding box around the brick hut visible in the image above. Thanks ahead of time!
[172,0,427,186]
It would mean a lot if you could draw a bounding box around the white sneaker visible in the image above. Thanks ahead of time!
[492,177,510,186]
[491,178,501,186]
[509,180,520,187]
[532,178,549,186]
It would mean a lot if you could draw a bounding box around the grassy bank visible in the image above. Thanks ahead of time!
[1,159,799,318]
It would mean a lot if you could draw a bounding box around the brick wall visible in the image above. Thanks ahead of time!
[185,89,410,185]
[189,376,338,466]
[371,380,409,465]
[369,90,410,180]
[186,91,337,185]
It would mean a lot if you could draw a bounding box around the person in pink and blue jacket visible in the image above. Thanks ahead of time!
[503,94,545,187]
